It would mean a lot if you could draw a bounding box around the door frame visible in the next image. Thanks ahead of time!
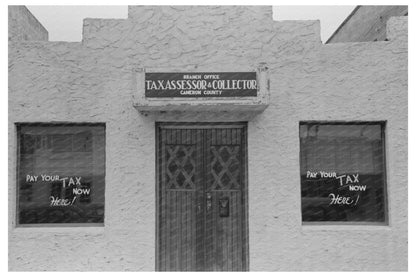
[155,122,249,271]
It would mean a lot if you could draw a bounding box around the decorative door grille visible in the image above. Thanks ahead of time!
[166,145,196,190]
[210,145,241,191]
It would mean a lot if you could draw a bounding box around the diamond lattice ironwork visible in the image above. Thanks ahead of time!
[165,145,196,190]
[209,146,240,190]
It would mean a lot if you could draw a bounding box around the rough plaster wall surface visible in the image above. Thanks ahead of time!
[8,6,407,271]
[327,6,408,43]
[8,6,48,41]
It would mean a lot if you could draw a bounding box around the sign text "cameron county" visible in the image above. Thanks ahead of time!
[145,72,258,97]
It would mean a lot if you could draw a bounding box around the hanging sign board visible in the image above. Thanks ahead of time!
[145,72,257,97]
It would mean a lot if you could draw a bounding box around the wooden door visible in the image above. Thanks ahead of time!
[156,123,248,271]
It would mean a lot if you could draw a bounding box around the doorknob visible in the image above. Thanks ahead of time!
[206,193,212,211]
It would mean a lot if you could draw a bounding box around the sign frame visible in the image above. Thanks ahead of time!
[132,65,270,113]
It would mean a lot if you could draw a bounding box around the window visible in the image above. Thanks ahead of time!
[16,123,105,225]
[299,122,387,223]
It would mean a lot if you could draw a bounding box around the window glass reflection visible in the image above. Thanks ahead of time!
[18,124,105,224]
[300,122,386,222]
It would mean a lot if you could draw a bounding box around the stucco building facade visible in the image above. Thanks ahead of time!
[326,5,408,43]
[8,6,408,271]
[8,6,48,42]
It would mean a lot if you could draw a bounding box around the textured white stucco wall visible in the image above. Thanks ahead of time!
[8,6,48,41]
[8,6,407,271]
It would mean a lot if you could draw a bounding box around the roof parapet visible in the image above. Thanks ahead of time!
[386,16,408,41]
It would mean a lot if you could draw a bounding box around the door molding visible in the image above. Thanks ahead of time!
[155,122,249,271]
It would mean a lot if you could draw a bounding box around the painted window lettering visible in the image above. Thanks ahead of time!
[300,122,387,223]
[16,124,105,224]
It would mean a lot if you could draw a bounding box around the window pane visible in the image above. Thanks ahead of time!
[299,122,387,223]
[17,124,105,224]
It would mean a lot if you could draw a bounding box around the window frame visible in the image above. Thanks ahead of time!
[299,121,389,226]
[15,122,106,228]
